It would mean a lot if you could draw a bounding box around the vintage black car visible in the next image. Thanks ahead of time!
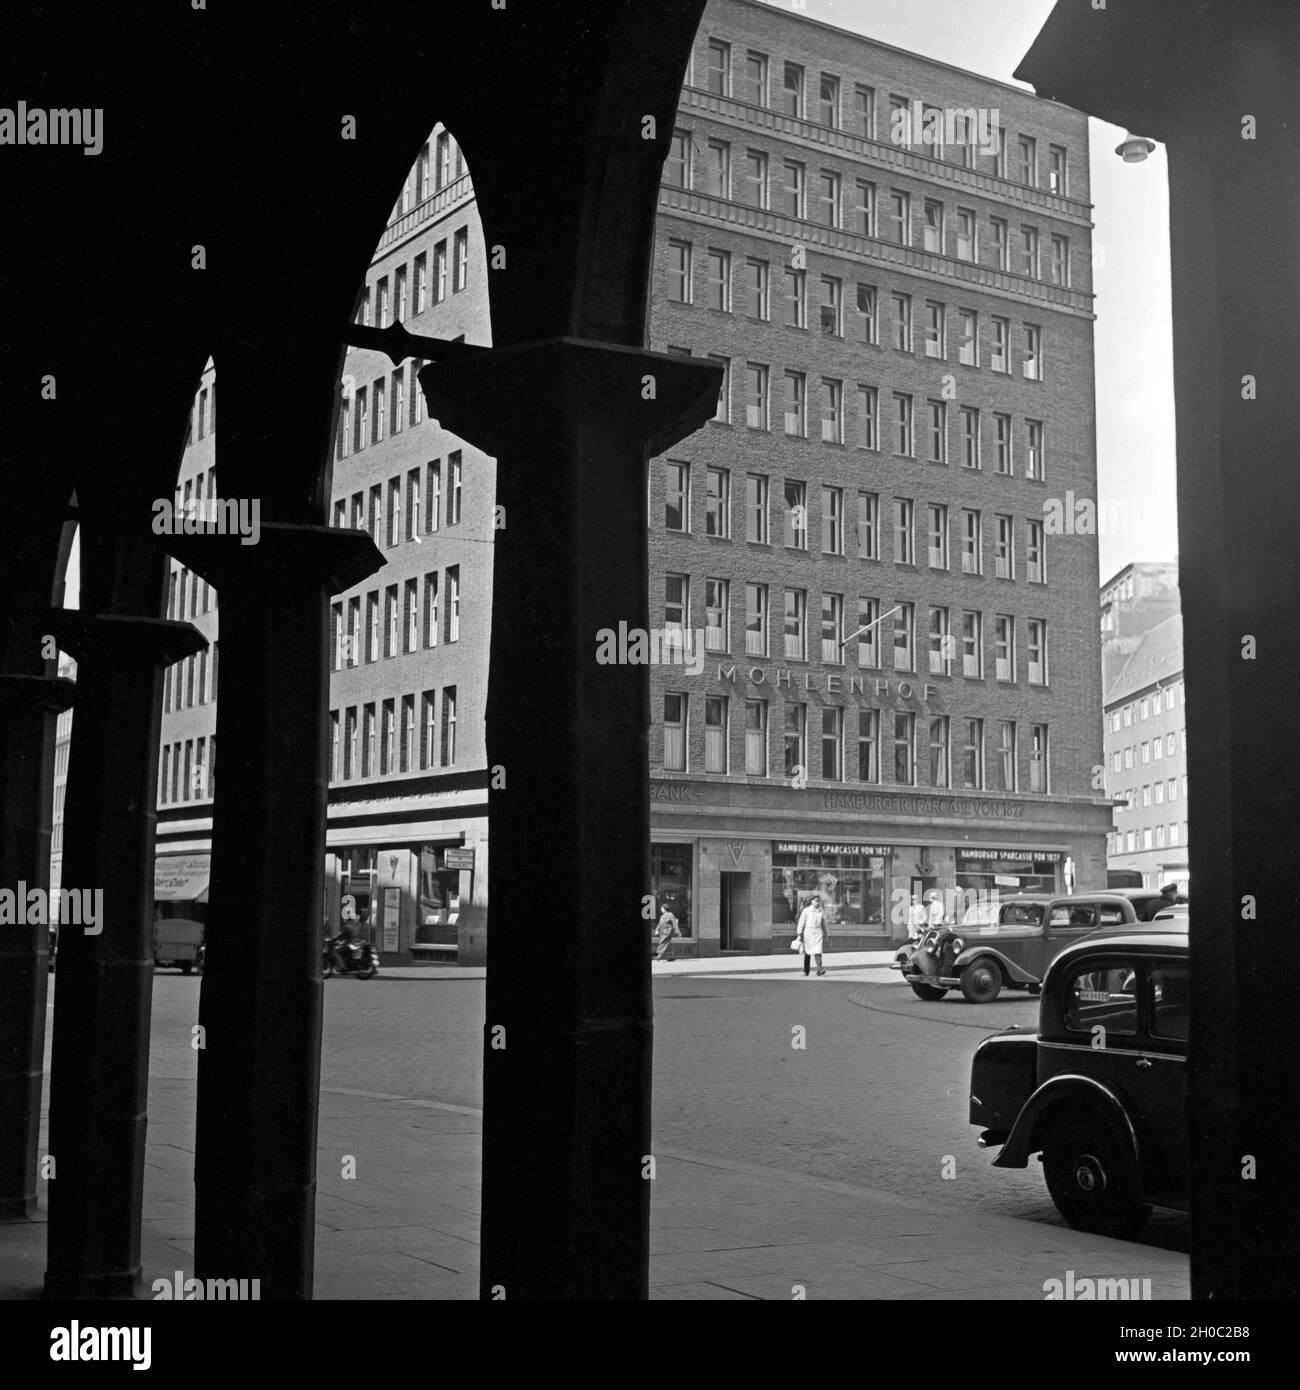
[1113,886,1186,921]
[894,893,1138,1003]
[969,924,1189,1237]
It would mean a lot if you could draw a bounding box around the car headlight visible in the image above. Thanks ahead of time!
[951,937,965,954]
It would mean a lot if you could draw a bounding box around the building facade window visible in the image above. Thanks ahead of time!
[746,473,769,543]
[705,696,728,773]
[745,699,768,775]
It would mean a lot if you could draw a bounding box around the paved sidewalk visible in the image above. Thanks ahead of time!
[0,1073,1189,1301]
[384,949,899,982]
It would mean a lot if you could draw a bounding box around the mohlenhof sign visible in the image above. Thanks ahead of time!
[716,664,940,702]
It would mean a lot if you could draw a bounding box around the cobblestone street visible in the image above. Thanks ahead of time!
[300,967,1187,1253]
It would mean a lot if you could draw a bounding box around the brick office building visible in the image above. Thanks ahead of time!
[150,129,494,964]
[146,0,1113,963]
[323,126,493,965]
[644,0,1112,953]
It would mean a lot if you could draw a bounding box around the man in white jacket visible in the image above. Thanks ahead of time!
[796,895,827,977]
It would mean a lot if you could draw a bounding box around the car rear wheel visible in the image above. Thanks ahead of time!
[959,958,1002,1003]
[1043,1114,1151,1238]
[909,982,947,1001]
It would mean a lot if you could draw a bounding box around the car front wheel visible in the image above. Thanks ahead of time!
[1043,1114,1151,1238]
[909,982,947,1001]
[959,958,1002,1003]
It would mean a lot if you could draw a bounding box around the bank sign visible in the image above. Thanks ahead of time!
[775,841,894,857]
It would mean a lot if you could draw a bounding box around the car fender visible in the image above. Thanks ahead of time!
[992,1073,1141,1171]
[953,944,1038,986]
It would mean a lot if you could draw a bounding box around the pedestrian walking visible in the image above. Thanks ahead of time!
[796,895,827,977]
[654,904,681,962]
[906,893,927,944]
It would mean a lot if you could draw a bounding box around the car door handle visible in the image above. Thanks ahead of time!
[1136,1057,1153,1069]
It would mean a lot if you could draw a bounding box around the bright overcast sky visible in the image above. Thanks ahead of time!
[759,0,1178,585]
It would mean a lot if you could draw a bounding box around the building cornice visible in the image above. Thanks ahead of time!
[658,187,1095,320]
[679,86,1094,225]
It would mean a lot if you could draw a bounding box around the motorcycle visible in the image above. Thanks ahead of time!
[323,934,379,979]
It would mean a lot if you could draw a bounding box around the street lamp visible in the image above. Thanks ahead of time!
[1115,133,1156,163]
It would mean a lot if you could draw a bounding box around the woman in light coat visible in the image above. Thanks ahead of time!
[795,895,827,977]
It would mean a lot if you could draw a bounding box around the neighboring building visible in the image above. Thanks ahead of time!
[152,0,1114,962]
[644,0,1111,952]
[154,131,493,965]
[154,358,220,929]
[1102,612,1188,893]
[323,127,492,965]
[49,653,76,906]
[1100,559,1179,690]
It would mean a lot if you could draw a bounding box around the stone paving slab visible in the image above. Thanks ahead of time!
[0,1072,1191,1302]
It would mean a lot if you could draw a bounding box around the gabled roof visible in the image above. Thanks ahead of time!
[1104,612,1183,707]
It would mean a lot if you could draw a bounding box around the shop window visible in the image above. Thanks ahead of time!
[651,844,692,937]
[771,846,886,929]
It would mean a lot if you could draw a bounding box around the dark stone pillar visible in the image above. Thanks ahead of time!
[174,525,381,1301]
[422,340,719,1299]
[43,566,205,1297]
[0,668,75,1221]
[1016,0,1300,1299]
[1165,61,1300,1302]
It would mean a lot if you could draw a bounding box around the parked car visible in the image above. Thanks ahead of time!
[1112,887,1187,921]
[153,917,204,974]
[1153,905,1188,922]
[893,893,1138,1003]
[969,922,1189,1237]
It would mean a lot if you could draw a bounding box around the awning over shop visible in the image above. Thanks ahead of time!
[154,853,210,902]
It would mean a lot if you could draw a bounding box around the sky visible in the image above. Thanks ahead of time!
[64,0,1176,608]
[759,0,1179,585]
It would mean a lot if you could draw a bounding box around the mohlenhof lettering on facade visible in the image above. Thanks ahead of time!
[717,666,939,702]
[0,103,103,155]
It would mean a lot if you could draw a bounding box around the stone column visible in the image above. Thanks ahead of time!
[172,524,381,1301]
[43,567,205,1297]
[422,339,720,1299]
[0,666,75,1221]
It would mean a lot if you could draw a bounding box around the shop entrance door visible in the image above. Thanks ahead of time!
[720,872,751,951]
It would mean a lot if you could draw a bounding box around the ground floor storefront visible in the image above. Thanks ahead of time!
[649,777,1112,956]
[153,781,489,966]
